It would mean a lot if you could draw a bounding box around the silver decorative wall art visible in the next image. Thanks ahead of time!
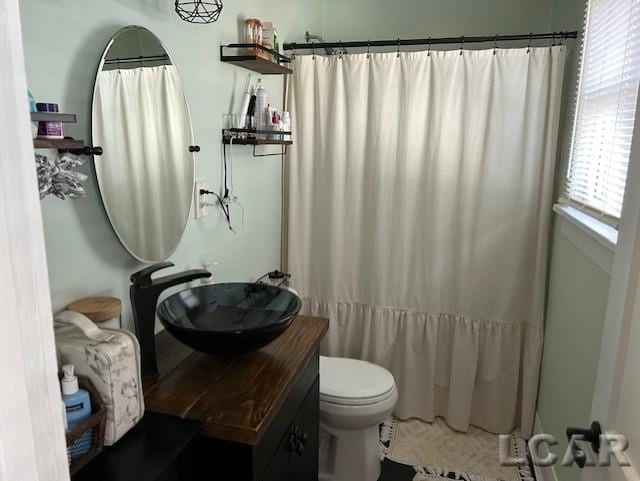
[36,153,87,199]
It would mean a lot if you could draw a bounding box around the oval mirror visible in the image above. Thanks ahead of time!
[92,26,194,263]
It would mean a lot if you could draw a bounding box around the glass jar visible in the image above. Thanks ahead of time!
[244,18,256,45]
[244,19,256,55]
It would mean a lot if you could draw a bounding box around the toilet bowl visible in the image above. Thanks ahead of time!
[318,356,398,481]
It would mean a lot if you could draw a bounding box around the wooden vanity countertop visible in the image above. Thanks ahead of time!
[143,315,329,446]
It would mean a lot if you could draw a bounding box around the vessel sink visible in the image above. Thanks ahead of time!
[156,283,302,355]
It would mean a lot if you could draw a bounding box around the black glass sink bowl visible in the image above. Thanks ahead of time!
[156,283,302,355]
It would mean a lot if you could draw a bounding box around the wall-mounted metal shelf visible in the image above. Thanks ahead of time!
[33,137,103,156]
[223,128,292,145]
[223,128,292,157]
[220,44,293,75]
[30,112,77,123]
[223,137,293,146]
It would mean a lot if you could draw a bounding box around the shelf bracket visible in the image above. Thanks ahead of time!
[58,146,104,156]
[251,144,288,158]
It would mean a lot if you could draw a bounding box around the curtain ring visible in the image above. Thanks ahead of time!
[559,30,565,46]
[427,36,431,56]
[527,32,533,53]
[493,34,498,55]
[460,35,464,56]
[339,41,344,59]
[367,40,371,59]
[312,44,316,60]
[396,38,401,58]
[551,32,556,47]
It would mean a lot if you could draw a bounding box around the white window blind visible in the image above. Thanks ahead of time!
[564,0,640,220]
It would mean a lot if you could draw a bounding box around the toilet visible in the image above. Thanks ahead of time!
[318,355,398,481]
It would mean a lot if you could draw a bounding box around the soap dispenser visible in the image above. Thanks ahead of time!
[61,364,92,427]
[62,364,93,457]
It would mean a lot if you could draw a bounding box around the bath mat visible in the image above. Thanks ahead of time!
[379,417,535,481]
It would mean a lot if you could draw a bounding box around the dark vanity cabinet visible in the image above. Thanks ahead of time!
[145,316,328,481]
[73,316,328,481]
[273,380,320,481]
[194,362,320,481]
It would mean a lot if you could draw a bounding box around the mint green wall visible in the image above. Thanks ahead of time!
[20,0,321,329]
[536,3,611,481]
[537,226,609,481]
[320,0,555,42]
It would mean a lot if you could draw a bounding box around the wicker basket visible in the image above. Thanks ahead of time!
[65,376,107,475]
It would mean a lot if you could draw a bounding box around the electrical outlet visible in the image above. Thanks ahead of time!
[194,180,208,219]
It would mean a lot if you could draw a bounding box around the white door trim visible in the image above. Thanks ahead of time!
[589,91,640,433]
[582,90,640,481]
[0,0,70,479]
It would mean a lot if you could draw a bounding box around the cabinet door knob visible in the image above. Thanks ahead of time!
[289,428,300,454]
[288,425,308,456]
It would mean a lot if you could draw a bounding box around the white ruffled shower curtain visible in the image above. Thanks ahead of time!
[285,47,565,436]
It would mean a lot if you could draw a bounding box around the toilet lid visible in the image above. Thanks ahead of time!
[320,356,396,405]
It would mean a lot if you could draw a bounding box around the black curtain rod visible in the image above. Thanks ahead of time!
[283,31,578,51]
[104,54,170,64]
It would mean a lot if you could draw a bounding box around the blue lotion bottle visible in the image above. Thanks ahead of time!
[61,364,92,457]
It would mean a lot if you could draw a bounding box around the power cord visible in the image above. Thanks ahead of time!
[205,134,246,232]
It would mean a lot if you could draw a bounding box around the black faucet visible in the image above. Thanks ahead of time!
[130,261,211,378]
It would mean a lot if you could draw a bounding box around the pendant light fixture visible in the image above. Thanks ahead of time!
[175,0,223,24]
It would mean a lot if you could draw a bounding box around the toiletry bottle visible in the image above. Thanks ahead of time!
[237,74,252,128]
[254,79,269,138]
[61,364,92,427]
[246,93,256,132]
[273,29,279,63]
[62,364,93,457]
[271,110,280,140]
[282,111,291,141]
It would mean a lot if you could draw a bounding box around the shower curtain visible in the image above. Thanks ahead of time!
[285,47,565,436]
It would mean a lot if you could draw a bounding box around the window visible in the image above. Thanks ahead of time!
[563,0,640,221]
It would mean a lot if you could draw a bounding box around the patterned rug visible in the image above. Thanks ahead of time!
[379,417,535,481]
